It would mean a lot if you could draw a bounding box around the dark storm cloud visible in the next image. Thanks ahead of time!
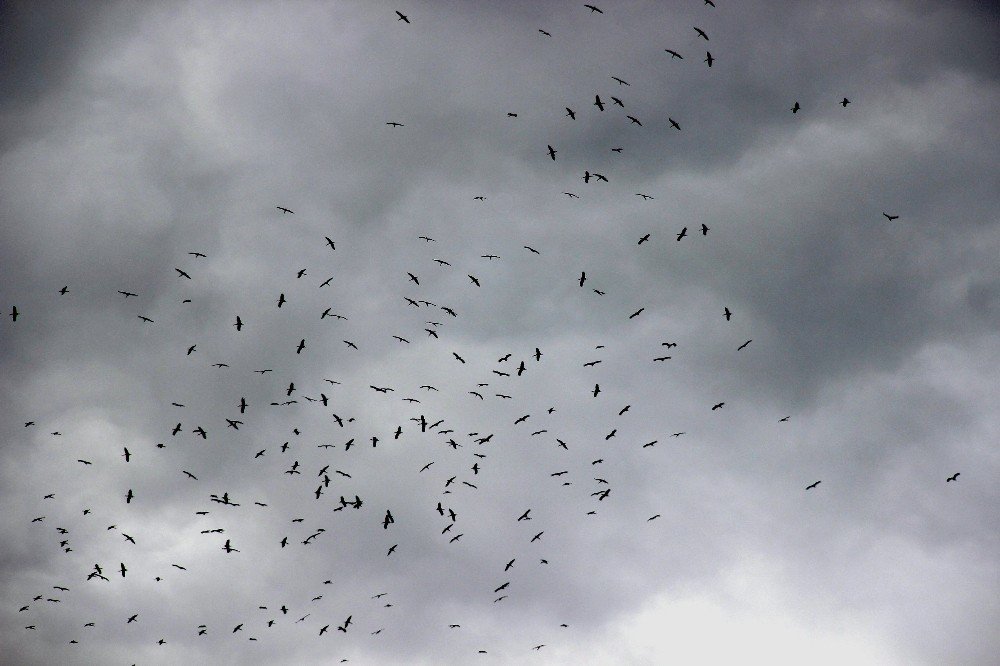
[2,1,997,665]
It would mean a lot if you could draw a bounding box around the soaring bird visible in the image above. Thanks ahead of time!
[791,102,801,113]
[566,108,576,120]
[705,51,714,67]
[806,481,821,490]
[547,145,557,160]
[946,473,960,482]
[841,97,850,107]
[584,4,603,13]
[694,26,709,40]
[594,95,605,111]
[883,212,899,221]
[276,206,294,214]
[664,48,683,59]
[724,307,732,321]
[395,11,409,23]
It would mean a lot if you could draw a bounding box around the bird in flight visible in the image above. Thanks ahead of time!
[946,473,960,482]
[636,193,653,200]
[118,291,137,298]
[841,97,851,107]
[594,95,605,111]
[705,51,714,67]
[584,4,603,13]
[626,115,642,126]
[883,212,899,221]
[737,339,752,351]
[175,268,192,279]
[234,316,243,331]
[791,102,801,113]
[611,76,629,86]
[806,481,821,490]
[668,118,681,130]
[701,223,709,235]
[712,402,725,410]
[664,48,683,59]
[724,307,732,321]
[547,145,557,160]
[395,10,409,23]
[276,206,294,214]
[386,122,404,127]
[538,28,551,36]
[694,26,709,40]
[565,108,576,120]
[676,227,687,241]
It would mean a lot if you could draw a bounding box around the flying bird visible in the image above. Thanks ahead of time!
[584,4,603,13]
[664,49,683,59]
[705,51,714,67]
[883,212,899,221]
[547,145,557,160]
[395,10,409,23]
[946,473,960,482]
[276,206,294,214]
[737,339,752,350]
[806,481,821,490]
[791,101,801,113]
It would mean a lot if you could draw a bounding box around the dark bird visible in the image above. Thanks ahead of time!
[539,29,551,36]
[59,285,69,294]
[453,352,466,363]
[234,316,243,331]
[395,10,409,23]
[118,291,137,298]
[611,76,629,86]
[806,481,821,490]
[189,251,206,258]
[547,145,557,160]
[712,402,725,410]
[629,307,644,319]
[383,510,394,529]
[653,356,671,362]
[648,514,661,521]
[779,416,790,422]
[636,194,653,200]
[594,95,605,111]
[296,339,306,354]
[565,108,576,120]
[507,112,517,117]
[122,447,131,462]
[791,101,801,113]
[468,275,480,286]
[583,360,602,367]
[386,121,404,127]
[883,212,899,221]
[694,26,708,40]
[175,268,192,279]
[841,97,850,107]
[946,473,960,482]
[563,191,579,198]
[276,293,286,307]
[531,531,544,542]
[626,115,642,126]
[611,147,623,152]
[593,384,601,397]
[584,4,603,13]
[724,307,732,321]
[669,118,681,130]
[676,227,688,241]
[222,539,239,553]
[701,223,709,235]
[579,272,587,287]
[737,339,752,351]
[704,51,714,67]
[664,49,683,59]
[276,206,294,214]
[517,509,532,521]
[325,236,336,250]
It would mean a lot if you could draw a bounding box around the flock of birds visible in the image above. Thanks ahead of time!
[7,4,959,664]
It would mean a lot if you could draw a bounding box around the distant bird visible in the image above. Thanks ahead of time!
[806,481,821,490]
[118,291,137,298]
[629,307,644,319]
[122,447,131,462]
[563,192,579,198]
[524,245,540,254]
[175,268,192,279]
[712,402,725,410]
[547,145,557,160]
[594,94,605,111]
[704,51,714,67]
[565,108,576,120]
[584,4,603,13]
[277,293,286,307]
[946,473,960,482]
[737,339,752,351]
[234,316,243,331]
[701,223,709,235]
[296,339,306,354]
[137,315,153,323]
[883,212,899,221]
[538,29,551,36]
[395,10,409,23]
[694,26,709,40]
[611,76,629,86]
[579,272,587,287]
[626,115,643,126]
[664,48,683,59]
[59,286,69,294]
[669,118,681,130]
[779,416,790,422]
[676,227,687,240]
[841,97,850,107]
[593,384,601,397]
[276,206,294,214]
[386,122,404,127]
[791,102,801,113]
[324,236,336,250]
[724,307,732,321]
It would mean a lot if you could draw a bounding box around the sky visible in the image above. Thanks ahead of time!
[1,1,998,664]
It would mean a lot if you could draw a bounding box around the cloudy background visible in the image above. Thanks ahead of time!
[2,1,998,664]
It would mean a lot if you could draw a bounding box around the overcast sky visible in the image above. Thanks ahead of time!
[2,1,998,664]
